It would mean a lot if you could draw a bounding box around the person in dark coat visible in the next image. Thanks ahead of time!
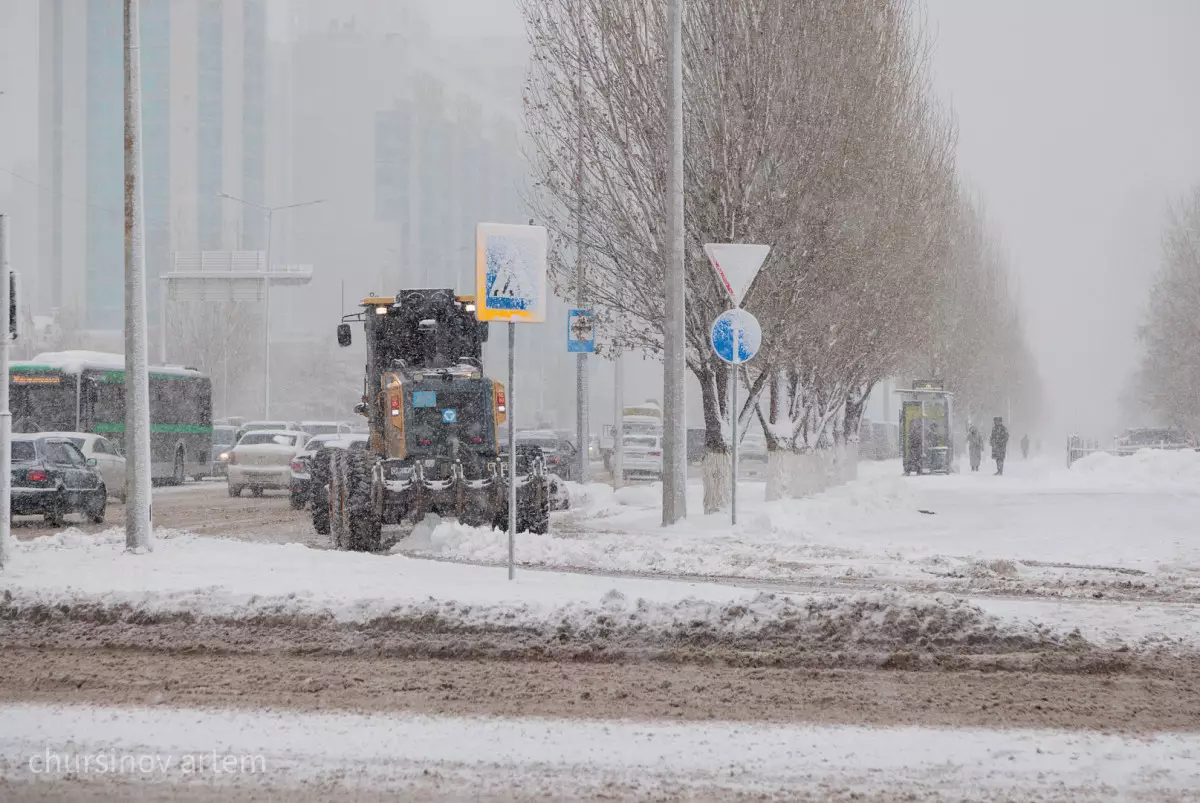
[905,419,924,475]
[1020,434,1030,459]
[967,425,984,472]
[990,417,1009,475]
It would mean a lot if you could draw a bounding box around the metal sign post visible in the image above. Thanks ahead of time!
[711,308,762,525]
[0,215,12,569]
[508,322,516,580]
[568,308,596,483]
[475,222,548,580]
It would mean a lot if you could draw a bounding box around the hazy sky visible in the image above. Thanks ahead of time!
[924,0,1200,437]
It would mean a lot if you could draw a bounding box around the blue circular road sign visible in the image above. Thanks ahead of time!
[710,309,762,364]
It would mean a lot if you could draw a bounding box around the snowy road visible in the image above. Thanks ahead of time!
[3,702,1199,802]
[3,450,1198,800]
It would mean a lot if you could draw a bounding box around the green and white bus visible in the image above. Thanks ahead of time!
[10,351,213,484]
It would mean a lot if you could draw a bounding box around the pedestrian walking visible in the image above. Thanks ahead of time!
[1020,433,1030,459]
[967,425,984,472]
[990,417,1009,475]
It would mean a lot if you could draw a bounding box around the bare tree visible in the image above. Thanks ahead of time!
[521,0,1039,509]
[167,300,261,417]
[1137,186,1200,434]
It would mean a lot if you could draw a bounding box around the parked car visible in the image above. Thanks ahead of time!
[299,421,352,437]
[621,433,663,480]
[11,435,108,525]
[227,430,310,497]
[37,432,127,501]
[518,430,579,481]
[211,425,237,477]
[290,433,367,509]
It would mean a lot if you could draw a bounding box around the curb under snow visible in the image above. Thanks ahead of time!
[0,528,1092,662]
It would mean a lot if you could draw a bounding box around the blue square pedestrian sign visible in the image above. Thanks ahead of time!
[567,309,596,353]
[442,408,457,424]
[413,391,437,408]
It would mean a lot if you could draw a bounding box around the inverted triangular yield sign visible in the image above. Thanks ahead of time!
[704,243,770,307]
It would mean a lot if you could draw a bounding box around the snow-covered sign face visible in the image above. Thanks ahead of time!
[703,243,770,307]
[474,223,548,323]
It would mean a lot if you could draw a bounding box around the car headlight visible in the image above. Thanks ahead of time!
[219,451,230,461]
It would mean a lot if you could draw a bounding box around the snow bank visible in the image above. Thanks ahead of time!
[1070,447,1200,486]
[2,527,1070,653]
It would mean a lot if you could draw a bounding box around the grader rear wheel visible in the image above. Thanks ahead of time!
[329,451,347,548]
[343,450,383,552]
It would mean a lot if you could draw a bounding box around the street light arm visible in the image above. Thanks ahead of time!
[274,198,327,212]
[218,193,325,213]
[218,191,269,211]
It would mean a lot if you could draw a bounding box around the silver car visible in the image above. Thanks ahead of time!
[621,434,663,480]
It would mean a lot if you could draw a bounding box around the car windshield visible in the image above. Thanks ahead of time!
[520,437,559,451]
[12,442,36,462]
[303,435,340,450]
[303,423,341,436]
[239,433,297,447]
[212,428,236,446]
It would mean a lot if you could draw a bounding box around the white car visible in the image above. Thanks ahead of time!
[38,432,127,502]
[227,430,310,498]
[621,433,663,480]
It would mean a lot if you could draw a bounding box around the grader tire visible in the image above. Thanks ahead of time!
[329,451,347,549]
[310,449,332,536]
[343,450,383,552]
[526,478,550,535]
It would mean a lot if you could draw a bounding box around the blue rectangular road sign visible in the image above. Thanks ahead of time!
[567,308,596,353]
[413,391,437,408]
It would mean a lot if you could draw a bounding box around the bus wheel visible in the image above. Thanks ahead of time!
[170,450,185,486]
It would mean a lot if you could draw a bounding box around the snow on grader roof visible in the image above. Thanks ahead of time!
[16,351,206,378]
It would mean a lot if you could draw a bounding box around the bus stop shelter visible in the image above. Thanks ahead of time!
[894,381,955,475]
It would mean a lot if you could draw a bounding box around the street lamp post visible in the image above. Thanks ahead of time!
[219,193,325,418]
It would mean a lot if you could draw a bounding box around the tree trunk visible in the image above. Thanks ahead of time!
[698,361,729,514]
[843,382,873,444]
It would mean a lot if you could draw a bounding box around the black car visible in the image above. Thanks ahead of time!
[517,432,579,481]
[11,435,108,526]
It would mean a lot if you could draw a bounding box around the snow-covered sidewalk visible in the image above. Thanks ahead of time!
[398,453,1200,602]
[2,702,1197,800]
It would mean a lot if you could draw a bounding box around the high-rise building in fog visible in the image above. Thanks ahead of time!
[36,0,267,330]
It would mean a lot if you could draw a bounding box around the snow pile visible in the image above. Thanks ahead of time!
[1070,448,1200,487]
[403,471,921,582]
[0,528,1069,654]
